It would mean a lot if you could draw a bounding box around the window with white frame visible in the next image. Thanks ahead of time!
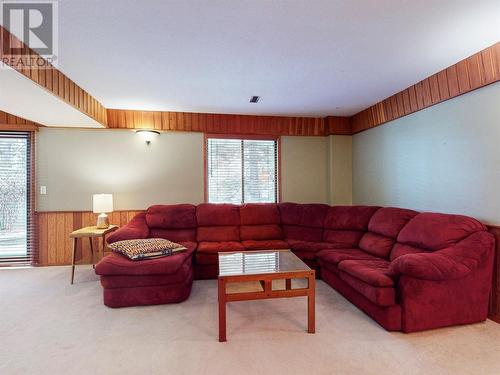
[206,137,279,204]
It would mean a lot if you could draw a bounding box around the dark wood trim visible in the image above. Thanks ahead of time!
[0,26,108,126]
[325,116,351,135]
[0,110,42,130]
[107,109,350,136]
[0,123,40,132]
[351,42,500,133]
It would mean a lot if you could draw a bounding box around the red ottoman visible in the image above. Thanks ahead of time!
[95,247,195,308]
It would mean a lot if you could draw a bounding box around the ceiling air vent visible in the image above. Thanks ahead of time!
[249,96,260,103]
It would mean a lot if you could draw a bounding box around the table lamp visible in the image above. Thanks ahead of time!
[93,194,113,229]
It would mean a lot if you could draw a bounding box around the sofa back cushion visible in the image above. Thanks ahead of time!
[323,206,380,247]
[196,203,240,242]
[278,202,329,242]
[359,207,418,258]
[396,212,486,251]
[239,204,283,241]
[145,204,197,242]
[146,204,197,229]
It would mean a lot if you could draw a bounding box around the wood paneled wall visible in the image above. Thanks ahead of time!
[325,116,351,135]
[0,110,41,131]
[487,225,500,323]
[107,109,351,136]
[36,210,142,266]
[0,110,39,126]
[0,26,107,126]
[351,42,500,133]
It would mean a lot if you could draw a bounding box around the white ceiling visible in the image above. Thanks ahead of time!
[0,63,104,128]
[6,0,500,119]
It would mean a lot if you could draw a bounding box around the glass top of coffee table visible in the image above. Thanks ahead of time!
[218,249,310,277]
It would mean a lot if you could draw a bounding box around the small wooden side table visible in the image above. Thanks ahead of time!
[69,225,118,284]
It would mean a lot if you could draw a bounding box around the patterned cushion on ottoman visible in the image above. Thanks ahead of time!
[108,238,186,260]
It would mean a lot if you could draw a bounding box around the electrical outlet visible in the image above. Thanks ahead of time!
[40,186,47,195]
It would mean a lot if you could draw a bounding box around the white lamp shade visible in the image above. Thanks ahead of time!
[136,129,160,143]
[93,194,113,213]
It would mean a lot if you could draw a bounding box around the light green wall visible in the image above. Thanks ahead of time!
[353,81,500,224]
[36,130,353,210]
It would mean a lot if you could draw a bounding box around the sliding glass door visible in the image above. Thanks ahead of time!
[0,131,33,266]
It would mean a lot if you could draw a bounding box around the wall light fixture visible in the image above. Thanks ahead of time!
[135,129,160,145]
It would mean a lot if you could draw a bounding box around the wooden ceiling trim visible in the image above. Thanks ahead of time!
[351,42,500,134]
[0,110,42,131]
[107,109,351,136]
[0,26,107,127]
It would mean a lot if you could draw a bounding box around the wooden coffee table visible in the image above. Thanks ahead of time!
[217,249,315,342]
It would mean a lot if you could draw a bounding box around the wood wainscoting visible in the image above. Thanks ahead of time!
[36,210,143,266]
[487,225,500,323]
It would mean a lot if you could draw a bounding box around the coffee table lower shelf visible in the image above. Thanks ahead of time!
[217,270,316,342]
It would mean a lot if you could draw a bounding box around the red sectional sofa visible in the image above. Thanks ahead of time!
[96,203,495,333]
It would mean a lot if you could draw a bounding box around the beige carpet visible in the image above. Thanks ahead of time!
[1,266,500,375]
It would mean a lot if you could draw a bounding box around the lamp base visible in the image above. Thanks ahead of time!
[96,213,110,229]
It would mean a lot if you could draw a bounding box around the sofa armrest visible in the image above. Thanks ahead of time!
[106,212,149,244]
[389,231,494,281]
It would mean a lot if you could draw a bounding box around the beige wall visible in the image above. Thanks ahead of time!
[353,81,500,224]
[328,135,352,205]
[37,131,352,211]
[37,129,205,211]
[280,136,329,203]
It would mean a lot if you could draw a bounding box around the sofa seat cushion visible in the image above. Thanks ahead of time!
[286,240,337,254]
[338,259,393,287]
[196,241,245,265]
[95,244,195,277]
[317,248,379,266]
[241,239,289,250]
[339,271,396,306]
